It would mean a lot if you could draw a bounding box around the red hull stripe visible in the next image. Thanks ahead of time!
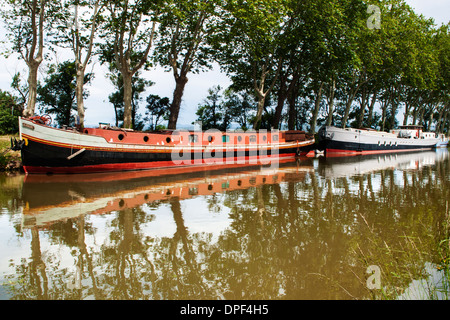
[326,148,432,156]
[23,154,297,174]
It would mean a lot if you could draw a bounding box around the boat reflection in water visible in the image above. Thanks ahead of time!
[21,159,314,229]
[318,149,449,178]
[5,149,448,300]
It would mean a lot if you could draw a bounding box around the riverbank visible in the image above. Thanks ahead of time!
[0,135,22,172]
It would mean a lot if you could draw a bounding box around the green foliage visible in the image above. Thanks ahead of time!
[0,0,449,132]
[144,94,170,131]
[37,61,92,127]
[108,70,153,130]
[0,90,22,134]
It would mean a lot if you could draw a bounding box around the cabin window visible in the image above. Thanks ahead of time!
[263,136,267,141]
[249,135,257,142]
[143,136,149,142]
[237,136,242,142]
[222,135,230,143]
[222,182,230,189]
[188,188,198,195]
[118,134,125,141]
[166,137,171,143]
[273,135,279,141]
[208,184,213,191]
[237,180,242,186]
[189,134,198,143]
[208,135,214,142]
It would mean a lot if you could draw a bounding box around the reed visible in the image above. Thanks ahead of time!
[355,208,450,300]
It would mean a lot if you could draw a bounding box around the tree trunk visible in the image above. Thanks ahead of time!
[24,63,39,117]
[272,74,287,129]
[168,75,188,130]
[309,82,323,134]
[122,71,133,129]
[326,78,335,127]
[357,86,368,128]
[428,109,434,132]
[22,0,45,118]
[287,84,298,131]
[342,71,364,129]
[381,100,387,131]
[253,96,266,130]
[75,65,86,128]
[367,91,377,128]
[342,86,359,129]
[403,102,410,126]
[436,106,445,133]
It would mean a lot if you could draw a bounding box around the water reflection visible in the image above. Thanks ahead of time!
[0,150,449,300]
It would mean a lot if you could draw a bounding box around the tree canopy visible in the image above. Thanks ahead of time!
[0,0,448,133]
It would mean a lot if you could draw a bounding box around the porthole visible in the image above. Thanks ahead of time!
[84,129,89,134]
[237,136,242,142]
[273,135,279,141]
[208,184,213,191]
[263,136,267,141]
[166,137,171,143]
[143,136,149,142]
[118,134,125,140]
[249,135,257,142]
[208,135,214,142]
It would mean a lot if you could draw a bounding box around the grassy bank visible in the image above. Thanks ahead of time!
[0,135,22,172]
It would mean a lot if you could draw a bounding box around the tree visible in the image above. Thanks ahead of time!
[107,70,152,129]
[222,88,254,130]
[155,0,220,129]
[37,61,92,126]
[100,0,158,129]
[66,0,104,128]
[0,90,22,134]
[194,85,225,130]
[144,94,170,130]
[1,0,63,117]
[216,0,289,130]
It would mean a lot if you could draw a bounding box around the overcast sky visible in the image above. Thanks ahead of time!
[0,1,448,128]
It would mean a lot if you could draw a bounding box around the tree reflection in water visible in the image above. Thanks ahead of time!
[2,151,449,300]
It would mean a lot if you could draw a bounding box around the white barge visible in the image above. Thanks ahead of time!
[318,125,439,155]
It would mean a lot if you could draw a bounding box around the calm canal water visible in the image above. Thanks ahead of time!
[0,149,449,300]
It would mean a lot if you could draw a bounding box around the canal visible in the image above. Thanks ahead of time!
[0,150,449,300]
